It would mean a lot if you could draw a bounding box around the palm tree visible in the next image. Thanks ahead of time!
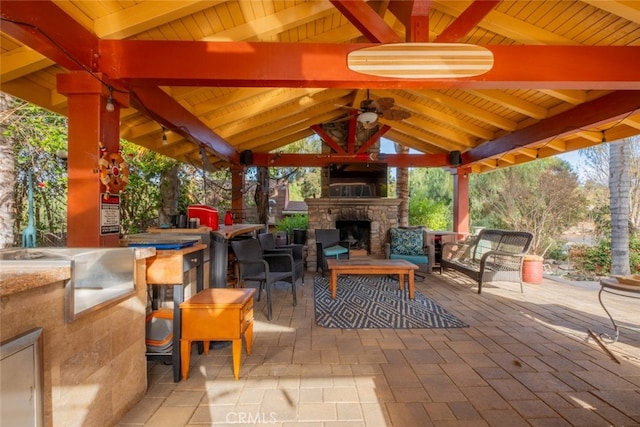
[0,93,16,248]
[609,139,631,275]
[395,143,409,226]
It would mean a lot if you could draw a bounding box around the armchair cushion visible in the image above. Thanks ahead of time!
[389,227,423,255]
[389,253,428,265]
[315,229,350,274]
[324,245,349,257]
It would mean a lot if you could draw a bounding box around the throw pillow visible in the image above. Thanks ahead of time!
[390,228,423,256]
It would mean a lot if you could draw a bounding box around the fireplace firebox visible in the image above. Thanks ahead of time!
[336,220,371,252]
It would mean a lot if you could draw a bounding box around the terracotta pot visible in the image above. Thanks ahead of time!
[523,255,544,284]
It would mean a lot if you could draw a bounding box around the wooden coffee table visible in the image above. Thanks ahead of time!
[326,258,419,300]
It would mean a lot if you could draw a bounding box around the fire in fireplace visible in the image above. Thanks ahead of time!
[336,220,371,252]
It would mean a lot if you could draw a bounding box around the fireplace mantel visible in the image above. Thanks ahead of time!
[305,197,401,269]
[306,198,401,209]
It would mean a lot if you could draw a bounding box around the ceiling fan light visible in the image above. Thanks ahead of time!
[358,111,378,124]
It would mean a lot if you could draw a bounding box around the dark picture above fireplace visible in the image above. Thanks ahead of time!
[328,163,387,197]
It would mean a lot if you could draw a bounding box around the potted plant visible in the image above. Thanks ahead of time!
[276,214,308,244]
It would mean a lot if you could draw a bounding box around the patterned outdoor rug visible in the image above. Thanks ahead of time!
[313,275,469,329]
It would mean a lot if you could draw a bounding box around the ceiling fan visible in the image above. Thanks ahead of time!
[336,92,410,129]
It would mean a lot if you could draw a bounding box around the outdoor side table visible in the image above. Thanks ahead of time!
[180,287,255,380]
[598,277,640,343]
[144,243,206,382]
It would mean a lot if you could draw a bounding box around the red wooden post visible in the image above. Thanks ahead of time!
[57,72,128,247]
[453,167,470,235]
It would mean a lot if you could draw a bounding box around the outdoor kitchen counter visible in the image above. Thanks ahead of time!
[0,246,155,426]
[0,247,155,298]
[0,266,71,297]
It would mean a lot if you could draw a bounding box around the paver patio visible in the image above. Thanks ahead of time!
[119,271,640,426]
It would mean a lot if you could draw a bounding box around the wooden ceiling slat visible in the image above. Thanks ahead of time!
[402,116,475,148]
[435,0,578,45]
[205,88,325,129]
[217,90,351,139]
[582,0,640,25]
[406,89,518,131]
[372,89,495,140]
[93,1,221,39]
[623,116,640,130]
[539,89,587,105]
[201,1,336,42]
[229,99,351,146]
[193,88,274,116]
[468,89,548,120]
[0,47,53,83]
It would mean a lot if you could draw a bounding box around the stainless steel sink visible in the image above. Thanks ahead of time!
[0,247,136,322]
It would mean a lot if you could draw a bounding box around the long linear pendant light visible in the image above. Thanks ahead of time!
[348,43,494,79]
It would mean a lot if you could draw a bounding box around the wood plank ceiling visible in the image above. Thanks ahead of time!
[1,0,640,173]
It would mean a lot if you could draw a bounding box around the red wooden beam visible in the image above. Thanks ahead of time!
[347,114,357,152]
[251,152,450,168]
[435,0,500,43]
[101,40,640,89]
[356,125,391,154]
[408,0,431,42]
[131,87,238,162]
[1,0,99,71]
[462,90,640,164]
[330,0,402,43]
[310,125,347,155]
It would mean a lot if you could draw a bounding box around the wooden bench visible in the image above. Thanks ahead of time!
[440,229,533,294]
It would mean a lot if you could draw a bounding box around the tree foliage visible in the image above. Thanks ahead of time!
[3,99,68,246]
[0,98,239,241]
[407,168,452,229]
[471,158,586,256]
[270,136,321,200]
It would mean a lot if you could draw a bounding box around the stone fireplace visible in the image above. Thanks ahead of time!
[305,197,401,270]
[303,121,401,270]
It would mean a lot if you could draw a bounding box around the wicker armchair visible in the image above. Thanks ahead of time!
[231,238,296,320]
[384,226,435,278]
[257,232,305,287]
[315,229,350,274]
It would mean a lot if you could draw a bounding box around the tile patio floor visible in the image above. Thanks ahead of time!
[118,271,640,426]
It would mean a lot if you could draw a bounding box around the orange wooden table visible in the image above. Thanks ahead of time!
[326,258,419,299]
[180,288,255,380]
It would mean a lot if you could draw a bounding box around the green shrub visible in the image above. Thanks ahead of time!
[569,235,640,276]
[546,241,569,262]
[275,214,308,232]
